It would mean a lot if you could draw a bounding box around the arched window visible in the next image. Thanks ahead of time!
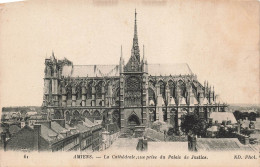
[128,114,140,126]
[54,110,62,119]
[66,85,72,100]
[102,110,109,125]
[76,85,82,100]
[127,76,140,91]
[158,81,165,97]
[96,82,102,99]
[148,88,155,102]
[65,111,70,122]
[168,80,175,97]
[87,82,92,99]
[93,110,101,120]
[112,110,120,127]
[83,110,90,118]
[178,80,186,97]
[73,110,80,120]
[125,76,141,106]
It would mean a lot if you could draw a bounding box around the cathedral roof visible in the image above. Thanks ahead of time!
[62,65,120,77]
[148,63,192,76]
[61,63,192,78]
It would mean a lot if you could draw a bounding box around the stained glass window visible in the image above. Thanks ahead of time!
[96,82,102,99]
[168,81,175,97]
[76,86,82,100]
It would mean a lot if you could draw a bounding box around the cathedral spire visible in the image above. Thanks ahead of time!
[134,9,138,40]
[131,9,140,62]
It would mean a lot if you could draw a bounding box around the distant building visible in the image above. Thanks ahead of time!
[209,112,237,125]
[28,115,44,127]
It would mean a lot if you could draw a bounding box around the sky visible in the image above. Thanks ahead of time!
[0,0,259,107]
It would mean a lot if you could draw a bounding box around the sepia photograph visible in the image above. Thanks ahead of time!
[0,0,259,166]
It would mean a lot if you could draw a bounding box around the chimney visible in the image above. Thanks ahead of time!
[143,138,148,151]
[1,132,6,151]
[237,124,241,134]
[33,124,41,151]
[244,136,249,145]
[237,119,242,134]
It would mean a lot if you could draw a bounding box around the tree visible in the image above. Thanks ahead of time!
[233,110,241,121]
[242,112,249,120]
[248,112,256,121]
[181,113,208,137]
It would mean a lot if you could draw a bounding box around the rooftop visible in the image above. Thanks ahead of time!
[61,63,193,78]
[196,138,257,152]
[40,124,58,142]
[148,142,188,152]
[75,124,90,133]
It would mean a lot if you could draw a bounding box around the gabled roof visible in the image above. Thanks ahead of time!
[51,122,67,135]
[65,124,78,135]
[40,124,58,142]
[83,118,94,127]
[75,124,90,133]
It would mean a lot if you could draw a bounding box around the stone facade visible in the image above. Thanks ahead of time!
[42,11,227,134]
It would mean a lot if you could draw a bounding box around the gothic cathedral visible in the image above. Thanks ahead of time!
[42,11,227,134]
